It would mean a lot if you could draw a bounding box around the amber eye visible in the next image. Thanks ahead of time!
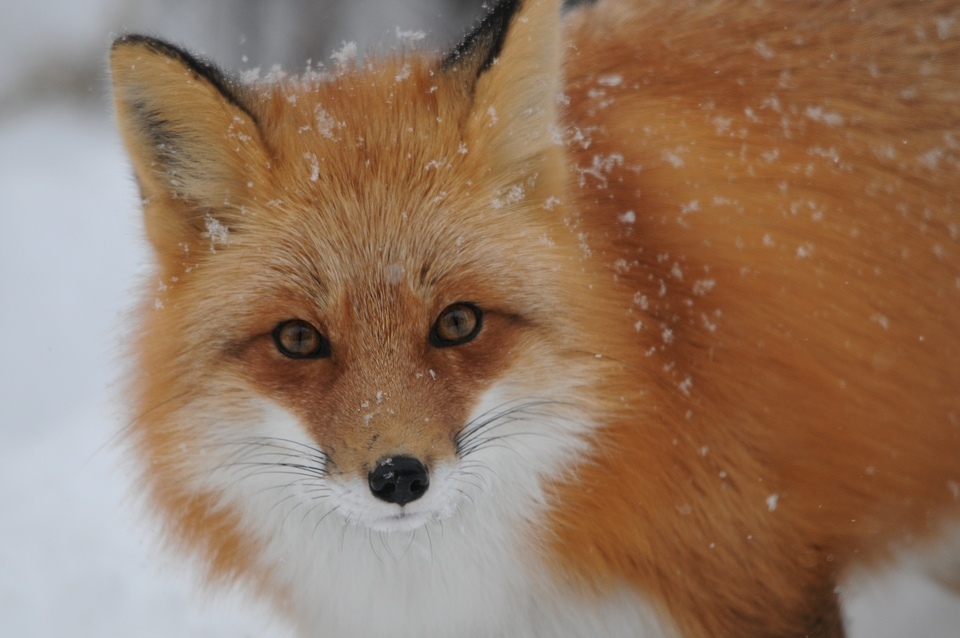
[431,302,482,348]
[273,320,330,358]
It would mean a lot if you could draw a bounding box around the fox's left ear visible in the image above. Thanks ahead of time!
[443,0,563,174]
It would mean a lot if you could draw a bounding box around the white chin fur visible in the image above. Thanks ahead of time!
[178,385,668,637]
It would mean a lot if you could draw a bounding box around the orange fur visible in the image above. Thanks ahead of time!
[111,1,960,636]
[552,2,960,635]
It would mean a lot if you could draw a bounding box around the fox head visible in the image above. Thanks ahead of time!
[111,0,619,577]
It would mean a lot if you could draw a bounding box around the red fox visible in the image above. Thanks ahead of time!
[110,0,960,635]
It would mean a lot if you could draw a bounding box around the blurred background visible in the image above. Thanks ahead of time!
[1,1,959,636]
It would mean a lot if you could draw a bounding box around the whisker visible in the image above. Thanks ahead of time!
[455,399,557,445]
[308,501,340,534]
[223,460,326,478]
[376,530,397,563]
[451,486,476,506]
[339,513,354,550]
[397,529,416,562]
[423,523,435,564]
[449,474,485,493]
[219,439,329,469]
[454,398,578,453]
[460,429,566,458]
[221,466,326,485]
[278,497,307,532]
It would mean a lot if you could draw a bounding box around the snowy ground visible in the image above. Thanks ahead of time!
[1,98,960,638]
[0,102,294,637]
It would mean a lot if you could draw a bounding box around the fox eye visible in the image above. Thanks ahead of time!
[273,320,330,359]
[431,302,482,348]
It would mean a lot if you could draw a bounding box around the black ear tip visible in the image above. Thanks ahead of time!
[111,34,195,63]
[442,0,524,74]
[112,33,156,49]
[109,34,254,121]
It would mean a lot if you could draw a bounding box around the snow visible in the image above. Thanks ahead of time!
[314,105,341,139]
[394,63,412,82]
[662,147,686,168]
[805,105,845,127]
[395,26,427,42]
[0,18,958,638]
[330,40,358,67]
[202,214,230,251]
[0,103,294,638]
[766,494,780,512]
[753,40,775,60]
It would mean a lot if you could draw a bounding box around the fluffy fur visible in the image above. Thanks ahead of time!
[111,1,960,636]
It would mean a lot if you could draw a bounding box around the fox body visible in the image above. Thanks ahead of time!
[110,0,960,636]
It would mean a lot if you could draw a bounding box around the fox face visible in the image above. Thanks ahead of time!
[110,0,609,558]
[188,155,587,534]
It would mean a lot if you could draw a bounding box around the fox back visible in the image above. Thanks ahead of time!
[110,0,960,636]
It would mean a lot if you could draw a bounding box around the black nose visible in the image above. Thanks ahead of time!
[368,456,429,506]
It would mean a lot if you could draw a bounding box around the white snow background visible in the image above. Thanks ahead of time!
[1,1,959,636]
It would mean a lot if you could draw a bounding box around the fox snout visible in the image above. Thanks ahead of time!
[368,456,430,505]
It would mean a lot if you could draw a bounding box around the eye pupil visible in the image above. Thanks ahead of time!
[432,302,482,347]
[442,310,468,337]
[273,320,328,358]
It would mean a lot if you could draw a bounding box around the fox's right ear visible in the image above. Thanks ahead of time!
[110,36,270,251]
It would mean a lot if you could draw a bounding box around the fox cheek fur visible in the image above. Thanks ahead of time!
[111,0,960,636]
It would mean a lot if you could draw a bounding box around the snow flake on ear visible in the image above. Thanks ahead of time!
[395,27,427,42]
[331,41,358,68]
[395,64,412,82]
[240,67,261,83]
[202,215,230,252]
[226,116,252,145]
[314,106,344,140]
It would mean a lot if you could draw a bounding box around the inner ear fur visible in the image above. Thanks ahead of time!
[110,35,270,251]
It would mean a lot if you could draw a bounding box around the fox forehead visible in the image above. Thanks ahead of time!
[255,55,476,222]
[203,58,565,320]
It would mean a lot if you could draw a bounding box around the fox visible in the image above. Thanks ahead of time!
[109,0,960,636]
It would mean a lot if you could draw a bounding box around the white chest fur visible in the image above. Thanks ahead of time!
[183,391,669,638]
[260,488,666,638]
